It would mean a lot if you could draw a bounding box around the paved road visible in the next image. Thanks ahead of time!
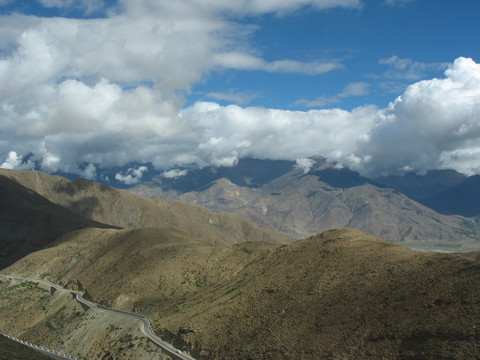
[0,274,195,360]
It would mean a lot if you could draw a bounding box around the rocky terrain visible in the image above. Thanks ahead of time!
[132,158,480,247]
[375,170,480,217]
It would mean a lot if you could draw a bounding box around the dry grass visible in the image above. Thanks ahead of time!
[4,228,480,359]
[0,169,288,248]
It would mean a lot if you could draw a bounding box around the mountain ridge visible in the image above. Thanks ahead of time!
[0,168,288,252]
[131,159,480,247]
[0,173,116,268]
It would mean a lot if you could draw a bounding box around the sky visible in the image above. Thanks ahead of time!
[1,0,480,184]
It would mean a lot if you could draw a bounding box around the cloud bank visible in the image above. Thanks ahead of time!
[1,0,479,178]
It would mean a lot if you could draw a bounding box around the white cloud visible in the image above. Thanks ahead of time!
[213,52,341,74]
[139,0,361,17]
[244,0,361,14]
[37,0,106,14]
[213,154,240,167]
[115,166,149,185]
[0,0,352,177]
[2,56,480,179]
[81,163,97,180]
[41,152,61,172]
[341,82,370,97]
[180,101,377,167]
[353,57,480,176]
[295,158,315,173]
[162,169,188,179]
[1,1,480,180]
[0,151,35,170]
[180,57,480,177]
[206,89,260,104]
[439,148,480,176]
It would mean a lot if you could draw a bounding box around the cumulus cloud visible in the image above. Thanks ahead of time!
[353,57,480,176]
[0,151,35,170]
[179,101,377,168]
[81,163,97,180]
[115,166,149,185]
[295,158,316,173]
[1,1,480,180]
[0,0,353,176]
[213,154,240,167]
[162,169,188,179]
[2,55,480,178]
[179,57,480,177]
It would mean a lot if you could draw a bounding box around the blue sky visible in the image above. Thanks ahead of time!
[1,0,480,182]
[192,0,480,110]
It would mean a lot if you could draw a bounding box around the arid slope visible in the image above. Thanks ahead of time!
[4,228,480,359]
[0,169,288,247]
[0,174,114,268]
[0,277,170,360]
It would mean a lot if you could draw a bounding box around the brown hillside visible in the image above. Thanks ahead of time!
[0,169,288,246]
[0,174,114,269]
[4,228,480,359]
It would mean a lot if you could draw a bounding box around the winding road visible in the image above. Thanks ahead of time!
[0,274,195,360]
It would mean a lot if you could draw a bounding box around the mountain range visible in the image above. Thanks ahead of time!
[131,158,480,248]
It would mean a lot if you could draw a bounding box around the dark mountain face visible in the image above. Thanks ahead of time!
[375,170,467,201]
[0,175,114,269]
[310,167,372,188]
[422,175,480,217]
[136,157,374,193]
[375,170,480,217]
[152,157,296,192]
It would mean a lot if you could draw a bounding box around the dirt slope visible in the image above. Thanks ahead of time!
[0,168,288,246]
[4,228,480,359]
[0,174,114,269]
